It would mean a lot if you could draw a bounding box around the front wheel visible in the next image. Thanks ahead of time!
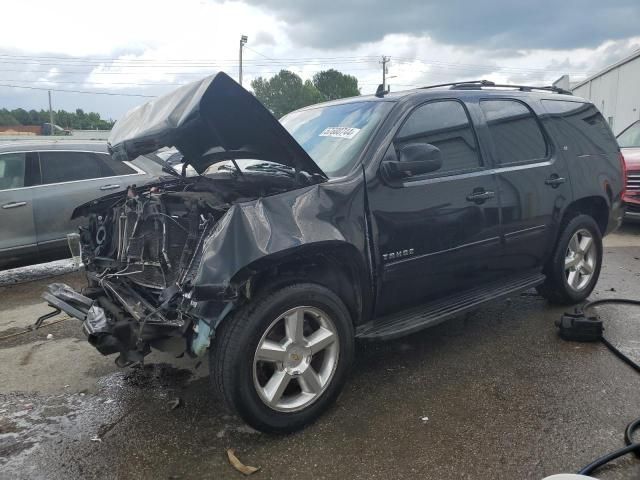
[537,214,603,304]
[210,283,354,433]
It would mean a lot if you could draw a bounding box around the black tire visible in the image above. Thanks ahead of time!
[537,214,603,305]
[210,283,354,433]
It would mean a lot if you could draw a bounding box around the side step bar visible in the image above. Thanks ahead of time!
[356,272,545,340]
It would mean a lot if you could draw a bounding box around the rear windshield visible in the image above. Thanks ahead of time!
[617,121,640,148]
[280,101,394,177]
[541,100,618,155]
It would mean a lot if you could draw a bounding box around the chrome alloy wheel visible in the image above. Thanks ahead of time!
[564,228,596,291]
[252,306,340,412]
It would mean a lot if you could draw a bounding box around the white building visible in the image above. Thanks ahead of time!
[568,49,640,135]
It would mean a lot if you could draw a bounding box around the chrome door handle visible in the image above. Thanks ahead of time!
[545,175,566,188]
[466,190,495,203]
[2,201,27,209]
[100,184,120,191]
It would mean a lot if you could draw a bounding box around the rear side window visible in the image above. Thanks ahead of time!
[396,100,481,174]
[0,153,26,190]
[541,100,618,155]
[616,120,640,148]
[480,99,548,164]
[99,154,137,176]
[40,151,110,184]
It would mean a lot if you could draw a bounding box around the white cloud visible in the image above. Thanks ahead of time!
[0,1,639,118]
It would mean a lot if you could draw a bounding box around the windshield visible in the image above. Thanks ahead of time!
[617,121,640,148]
[280,101,394,177]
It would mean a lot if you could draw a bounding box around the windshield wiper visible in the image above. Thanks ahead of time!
[244,162,296,176]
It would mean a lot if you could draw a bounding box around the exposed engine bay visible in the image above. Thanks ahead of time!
[40,71,335,368]
[44,168,315,366]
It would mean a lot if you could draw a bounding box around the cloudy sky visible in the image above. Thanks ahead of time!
[1,0,639,120]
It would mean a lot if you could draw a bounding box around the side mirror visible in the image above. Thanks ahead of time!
[381,142,442,179]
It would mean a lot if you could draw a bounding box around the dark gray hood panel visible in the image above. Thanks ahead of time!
[108,72,326,177]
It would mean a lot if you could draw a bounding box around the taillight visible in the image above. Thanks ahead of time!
[619,151,627,198]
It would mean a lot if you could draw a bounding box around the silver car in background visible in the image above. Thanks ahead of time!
[0,141,165,269]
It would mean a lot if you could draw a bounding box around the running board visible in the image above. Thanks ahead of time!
[356,271,545,340]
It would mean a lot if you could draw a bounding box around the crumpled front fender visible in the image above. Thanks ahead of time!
[190,178,368,301]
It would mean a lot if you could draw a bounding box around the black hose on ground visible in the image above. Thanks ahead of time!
[568,298,640,476]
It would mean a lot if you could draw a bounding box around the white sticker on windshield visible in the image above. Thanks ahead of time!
[319,127,361,139]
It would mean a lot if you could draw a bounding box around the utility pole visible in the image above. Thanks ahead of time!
[48,90,54,135]
[239,35,248,86]
[380,56,390,91]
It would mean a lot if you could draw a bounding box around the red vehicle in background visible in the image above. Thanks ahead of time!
[618,120,640,221]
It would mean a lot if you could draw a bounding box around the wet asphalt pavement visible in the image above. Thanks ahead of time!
[1,226,640,479]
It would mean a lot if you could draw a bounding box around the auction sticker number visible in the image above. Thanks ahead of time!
[319,127,361,139]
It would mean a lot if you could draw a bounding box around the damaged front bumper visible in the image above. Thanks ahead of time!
[41,281,226,366]
[42,282,146,365]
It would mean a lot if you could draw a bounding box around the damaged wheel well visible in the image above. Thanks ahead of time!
[231,244,370,326]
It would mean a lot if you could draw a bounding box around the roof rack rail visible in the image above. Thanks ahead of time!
[419,80,493,90]
[419,79,572,95]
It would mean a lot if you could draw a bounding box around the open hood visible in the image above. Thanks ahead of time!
[108,72,326,177]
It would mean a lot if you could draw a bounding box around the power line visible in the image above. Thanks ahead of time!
[243,46,276,61]
[0,53,593,74]
[0,78,187,86]
[0,83,156,97]
[0,52,379,63]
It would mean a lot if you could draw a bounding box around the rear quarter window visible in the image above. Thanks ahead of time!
[541,100,618,156]
[99,154,137,176]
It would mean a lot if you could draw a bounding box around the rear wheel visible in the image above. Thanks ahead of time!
[537,214,603,304]
[210,283,354,433]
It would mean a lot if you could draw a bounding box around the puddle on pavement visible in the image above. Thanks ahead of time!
[0,361,256,478]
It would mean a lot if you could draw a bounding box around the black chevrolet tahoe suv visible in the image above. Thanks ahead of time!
[44,73,624,433]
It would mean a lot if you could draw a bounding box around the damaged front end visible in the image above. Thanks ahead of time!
[43,165,319,365]
[46,168,312,363]
[43,180,225,364]
[42,71,330,366]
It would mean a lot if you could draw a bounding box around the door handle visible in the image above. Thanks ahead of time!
[100,184,121,191]
[2,201,27,209]
[466,190,495,203]
[545,175,566,188]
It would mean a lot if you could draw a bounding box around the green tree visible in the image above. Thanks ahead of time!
[11,108,30,125]
[312,69,360,101]
[251,70,323,118]
[28,109,40,125]
[0,107,114,130]
[0,109,20,126]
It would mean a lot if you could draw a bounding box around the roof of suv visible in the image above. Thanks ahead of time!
[0,139,107,155]
[295,83,584,112]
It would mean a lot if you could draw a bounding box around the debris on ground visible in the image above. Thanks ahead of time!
[168,398,182,410]
[420,416,429,423]
[90,435,102,443]
[226,449,260,475]
[46,333,53,340]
